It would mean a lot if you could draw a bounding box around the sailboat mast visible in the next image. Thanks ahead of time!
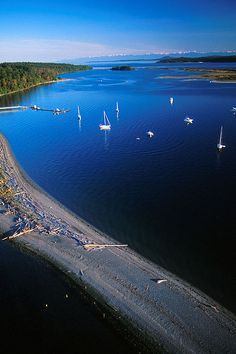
[106,112,111,125]
[103,111,111,125]
[219,126,223,145]
[103,111,106,124]
[78,106,81,119]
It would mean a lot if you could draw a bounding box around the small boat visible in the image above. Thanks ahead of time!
[147,131,154,138]
[53,108,60,114]
[77,106,82,120]
[184,116,193,124]
[31,105,40,110]
[170,97,174,105]
[217,126,226,151]
[99,111,111,130]
[231,107,236,112]
[53,108,70,115]
[116,102,119,113]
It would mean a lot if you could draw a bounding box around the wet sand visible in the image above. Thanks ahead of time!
[0,134,236,353]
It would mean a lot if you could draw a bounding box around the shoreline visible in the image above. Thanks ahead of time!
[158,67,236,82]
[0,78,75,98]
[0,134,236,353]
[159,75,236,83]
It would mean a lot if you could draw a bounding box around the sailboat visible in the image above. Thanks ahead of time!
[184,116,193,124]
[231,107,236,113]
[116,102,119,113]
[217,126,226,151]
[77,106,81,120]
[99,111,111,130]
[170,97,174,105]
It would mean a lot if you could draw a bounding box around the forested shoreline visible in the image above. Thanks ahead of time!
[0,62,91,95]
[159,55,236,63]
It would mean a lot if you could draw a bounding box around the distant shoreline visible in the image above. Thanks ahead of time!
[158,67,236,82]
[0,134,236,353]
[210,80,236,84]
[158,55,236,64]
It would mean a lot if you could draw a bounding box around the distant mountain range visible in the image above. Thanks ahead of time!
[61,51,236,65]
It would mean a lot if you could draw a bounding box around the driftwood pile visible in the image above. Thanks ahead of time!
[0,143,128,251]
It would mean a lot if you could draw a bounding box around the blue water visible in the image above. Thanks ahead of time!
[0,241,137,354]
[0,62,236,313]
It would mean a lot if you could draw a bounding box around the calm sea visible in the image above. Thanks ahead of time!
[0,240,138,354]
[0,61,236,327]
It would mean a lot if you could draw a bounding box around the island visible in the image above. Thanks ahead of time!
[0,134,236,353]
[0,62,92,96]
[111,65,134,71]
[158,55,236,63]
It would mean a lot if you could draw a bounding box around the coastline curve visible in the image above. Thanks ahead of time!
[0,134,236,353]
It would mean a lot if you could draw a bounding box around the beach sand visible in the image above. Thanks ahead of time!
[0,134,236,353]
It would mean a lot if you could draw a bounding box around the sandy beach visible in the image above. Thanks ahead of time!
[0,134,236,353]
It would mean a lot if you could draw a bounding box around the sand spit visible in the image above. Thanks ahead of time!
[0,134,235,353]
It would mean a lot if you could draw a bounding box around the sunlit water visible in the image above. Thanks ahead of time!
[1,61,236,315]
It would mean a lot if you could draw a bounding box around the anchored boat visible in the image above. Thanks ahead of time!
[147,131,154,138]
[77,106,82,120]
[184,116,193,124]
[116,101,119,113]
[99,111,111,130]
[217,126,226,151]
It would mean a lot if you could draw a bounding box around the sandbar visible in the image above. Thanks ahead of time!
[0,134,235,353]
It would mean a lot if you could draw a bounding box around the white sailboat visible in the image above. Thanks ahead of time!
[217,126,226,151]
[77,106,82,120]
[116,101,119,113]
[184,116,193,124]
[99,111,111,130]
[231,107,236,113]
[170,97,174,105]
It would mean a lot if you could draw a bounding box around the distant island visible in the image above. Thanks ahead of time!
[0,62,91,96]
[111,65,134,71]
[159,68,236,82]
[159,55,236,63]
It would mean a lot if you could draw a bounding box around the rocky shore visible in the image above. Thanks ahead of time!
[0,134,236,353]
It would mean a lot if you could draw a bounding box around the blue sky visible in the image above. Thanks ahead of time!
[0,0,236,61]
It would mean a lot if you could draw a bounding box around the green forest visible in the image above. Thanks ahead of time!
[0,62,91,95]
[111,65,134,71]
[159,55,236,63]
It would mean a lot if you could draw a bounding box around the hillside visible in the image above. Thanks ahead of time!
[0,62,91,95]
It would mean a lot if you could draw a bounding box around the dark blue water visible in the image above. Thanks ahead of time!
[0,62,236,314]
[0,240,138,354]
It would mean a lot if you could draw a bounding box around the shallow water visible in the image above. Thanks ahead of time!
[0,62,236,314]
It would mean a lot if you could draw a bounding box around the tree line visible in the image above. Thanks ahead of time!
[0,62,91,95]
[159,56,236,63]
